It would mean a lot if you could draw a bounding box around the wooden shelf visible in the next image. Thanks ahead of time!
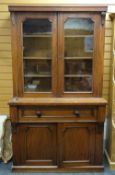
[23,34,52,37]
[24,57,51,60]
[64,74,92,78]
[24,74,92,78]
[24,74,51,78]
[64,57,93,60]
[64,35,93,38]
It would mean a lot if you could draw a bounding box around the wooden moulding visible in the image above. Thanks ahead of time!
[12,165,104,172]
[8,5,107,12]
[9,97,107,106]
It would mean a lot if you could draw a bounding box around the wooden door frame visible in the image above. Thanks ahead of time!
[58,12,104,97]
[11,12,58,97]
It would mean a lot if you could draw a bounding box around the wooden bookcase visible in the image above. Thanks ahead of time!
[9,5,107,172]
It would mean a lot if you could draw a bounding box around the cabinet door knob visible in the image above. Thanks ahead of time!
[36,111,42,118]
[74,110,80,117]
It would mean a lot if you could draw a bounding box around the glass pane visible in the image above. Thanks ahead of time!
[23,37,51,57]
[64,18,94,35]
[64,18,94,92]
[64,37,93,57]
[65,60,92,75]
[65,77,92,92]
[23,19,51,35]
[23,19,52,92]
[24,60,51,76]
[24,77,51,92]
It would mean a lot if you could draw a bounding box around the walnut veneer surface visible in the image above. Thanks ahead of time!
[9,5,107,172]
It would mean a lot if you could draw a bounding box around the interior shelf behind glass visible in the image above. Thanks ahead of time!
[23,33,52,37]
[24,57,51,60]
[64,74,92,77]
[64,57,92,60]
[64,35,93,37]
[24,74,52,77]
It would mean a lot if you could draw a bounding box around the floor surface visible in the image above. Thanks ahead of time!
[0,161,115,175]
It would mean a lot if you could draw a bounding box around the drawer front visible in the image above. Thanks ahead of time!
[18,106,97,122]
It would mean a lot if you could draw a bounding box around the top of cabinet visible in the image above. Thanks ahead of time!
[110,13,115,19]
[8,5,107,12]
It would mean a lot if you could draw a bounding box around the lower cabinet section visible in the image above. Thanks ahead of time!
[12,122,104,171]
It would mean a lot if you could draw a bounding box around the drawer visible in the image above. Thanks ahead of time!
[18,106,97,122]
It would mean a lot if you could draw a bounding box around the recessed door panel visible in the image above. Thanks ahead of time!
[58,123,95,167]
[13,124,57,166]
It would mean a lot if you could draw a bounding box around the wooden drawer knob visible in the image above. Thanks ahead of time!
[74,110,80,117]
[36,111,42,118]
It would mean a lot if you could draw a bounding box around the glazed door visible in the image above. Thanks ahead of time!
[58,13,103,97]
[12,124,57,166]
[58,123,96,167]
[14,12,57,97]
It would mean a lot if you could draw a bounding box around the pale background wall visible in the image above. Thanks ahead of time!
[0,1,114,115]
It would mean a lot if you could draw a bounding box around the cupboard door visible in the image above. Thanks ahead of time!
[58,13,103,97]
[58,123,96,167]
[12,124,57,166]
[14,13,57,97]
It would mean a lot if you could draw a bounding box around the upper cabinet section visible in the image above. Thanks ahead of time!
[9,5,107,97]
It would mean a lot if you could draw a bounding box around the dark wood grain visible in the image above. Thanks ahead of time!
[9,97,107,106]
[60,123,96,167]
[12,165,104,172]
[9,5,107,12]
[9,5,107,172]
